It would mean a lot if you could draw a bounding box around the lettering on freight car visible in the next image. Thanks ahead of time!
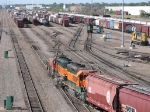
[106,91,110,104]
[88,87,92,93]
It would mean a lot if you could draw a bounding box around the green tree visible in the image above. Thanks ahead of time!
[140,10,146,17]
[139,2,146,6]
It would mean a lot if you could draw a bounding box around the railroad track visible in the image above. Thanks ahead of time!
[50,22,79,34]
[84,40,150,86]
[69,24,84,49]
[6,10,45,112]
[37,22,150,87]
[91,41,150,64]
[18,27,92,112]
[30,28,62,54]
[61,89,91,112]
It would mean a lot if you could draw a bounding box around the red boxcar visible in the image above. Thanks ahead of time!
[119,86,150,112]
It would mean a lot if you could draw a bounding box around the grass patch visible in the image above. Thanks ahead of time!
[110,14,150,21]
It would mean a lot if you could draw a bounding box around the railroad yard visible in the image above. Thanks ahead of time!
[0,8,150,112]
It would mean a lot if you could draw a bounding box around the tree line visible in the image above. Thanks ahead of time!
[11,2,150,7]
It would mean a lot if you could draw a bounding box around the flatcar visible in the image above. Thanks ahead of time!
[47,55,150,112]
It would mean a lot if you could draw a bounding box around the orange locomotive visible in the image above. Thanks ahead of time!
[47,55,96,98]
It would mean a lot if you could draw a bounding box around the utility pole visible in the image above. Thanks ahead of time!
[121,0,124,47]
[91,0,93,15]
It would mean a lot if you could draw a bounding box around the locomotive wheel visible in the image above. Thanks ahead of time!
[59,80,64,89]
[74,91,79,99]
[50,70,55,78]
[58,79,62,85]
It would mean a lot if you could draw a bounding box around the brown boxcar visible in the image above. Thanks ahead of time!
[62,18,69,27]
[116,11,121,15]
[16,19,24,28]
[119,86,150,112]
[76,16,82,23]
[100,19,107,28]
[86,73,136,112]
[142,25,150,37]
[124,11,128,15]
[106,20,110,28]
[119,22,132,31]
[84,17,94,24]
[136,25,142,32]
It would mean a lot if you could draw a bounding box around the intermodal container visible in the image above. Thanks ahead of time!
[109,20,114,29]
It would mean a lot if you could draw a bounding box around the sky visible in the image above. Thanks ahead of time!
[1,0,149,5]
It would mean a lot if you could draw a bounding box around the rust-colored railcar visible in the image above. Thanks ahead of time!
[142,25,150,37]
[86,73,150,112]
[119,86,150,112]
[15,19,24,28]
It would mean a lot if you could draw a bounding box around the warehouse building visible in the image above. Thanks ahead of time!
[26,5,43,10]
[105,6,150,15]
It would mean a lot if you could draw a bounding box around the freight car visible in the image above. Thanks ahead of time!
[49,15,69,27]
[37,18,49,26]
[59,12,150,37]
[15,19,24,28]
[47,55,150,112]
[28,16,39,26]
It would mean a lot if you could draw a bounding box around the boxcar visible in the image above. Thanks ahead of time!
[100,19,107,28]
[119,22,132,32]
[142,25,150,37]
[109,20,114,29]
[16,19,24,28]
[114,21,121,30]
[62,19,69,27]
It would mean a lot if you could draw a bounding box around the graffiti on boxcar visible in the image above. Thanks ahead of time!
[121,104,136,112]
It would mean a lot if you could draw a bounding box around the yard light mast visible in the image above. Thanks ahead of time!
[121,0,124,47]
